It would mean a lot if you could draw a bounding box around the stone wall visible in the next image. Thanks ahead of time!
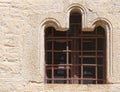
[0,0,120,92]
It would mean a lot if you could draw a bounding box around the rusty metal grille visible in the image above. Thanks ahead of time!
[45,12,106,84]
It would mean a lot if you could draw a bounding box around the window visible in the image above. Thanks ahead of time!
[45,12,106,84]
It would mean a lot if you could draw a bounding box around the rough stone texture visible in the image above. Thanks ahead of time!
[0,0,120,92]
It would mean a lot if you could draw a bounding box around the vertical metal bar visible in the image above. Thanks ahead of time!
[45,39,47,83]
[52,28,54,84]
[96,38,98,84]
[103,34,106,83]
[66,45,69,84]
[66,29,69,84]
[81,37,83,84]
[52,67,54,83]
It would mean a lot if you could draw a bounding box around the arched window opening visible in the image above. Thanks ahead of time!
[45,13,106,84]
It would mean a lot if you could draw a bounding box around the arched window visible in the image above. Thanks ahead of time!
[45,11,106,84]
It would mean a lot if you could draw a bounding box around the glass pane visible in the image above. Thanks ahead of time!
[83,39,95,50]
[46,41,52,50]
[69,52,71,64]
[96,26,105,35]
[69,26,81,36]
[68,27,74,36]
[54,52,66,64]
[83,66,95,78]
[97,67,103,79]
[46,70,52,78]
[77,39,81,50]
[54,69,67,83]
[54,30,66,37]
[54,69,66,78]
[54,40,66,50]
[79,56,81,64]
[97,30,104,35]
[97,58,103,64]
[83,80,96,84]
[83,58,95,64]
[69,65,81,78]
[76,24,81,29]
[78,66,81,78]
[45,27,53,37]
[46,52,52,64]
[97,38,104,50]
[97,52,104,56]
[71,40,81,50]
[70,13,81,23]
[72,66,81,77]
[75,26,81,35]
[68,40,72,50]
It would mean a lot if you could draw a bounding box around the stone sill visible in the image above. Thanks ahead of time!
[44,84,120,92]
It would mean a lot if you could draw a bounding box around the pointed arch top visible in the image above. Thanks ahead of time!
[91,17,113,78]
[40,18,61,31]
[91,17,113,32]
[65,3,87,29]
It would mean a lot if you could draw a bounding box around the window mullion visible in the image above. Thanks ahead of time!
[96,38,98,84]
[81,37,83,84]
[52,28,54,83]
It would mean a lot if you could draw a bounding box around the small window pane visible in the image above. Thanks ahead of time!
[97,58,103,64]
[54,70,66,78]
[97,38,104,50]
[54,52,66,64]
[83,66,95,78]
[46,41,52,50]
[79,56,81,64]
[45,27,53,37]
[83,39,95,50]
[70,13,81,23]
[54,69,67,84]
[68,28,74,36]
[46,70,52,78]
[83,58,95,64]
[54,30,66,37]
[97,26,105,35]
[98,67,103,79]
[77,39,81,50]
[54,40,66,50]
[46,52,52,64]
[69,52,71,64]
[97,52,104,56]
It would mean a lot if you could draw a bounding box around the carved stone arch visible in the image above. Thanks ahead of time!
[65,3,87,29]
[40,18,61,31]
[92,18,113,82]
[91,18,113,31]
[39,18,61,80]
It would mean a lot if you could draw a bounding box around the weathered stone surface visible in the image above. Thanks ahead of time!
[0,0,120,92]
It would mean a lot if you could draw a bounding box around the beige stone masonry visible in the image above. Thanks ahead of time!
[0,0,120,92]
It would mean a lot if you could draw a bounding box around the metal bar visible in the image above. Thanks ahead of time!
[96,38,98,84]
